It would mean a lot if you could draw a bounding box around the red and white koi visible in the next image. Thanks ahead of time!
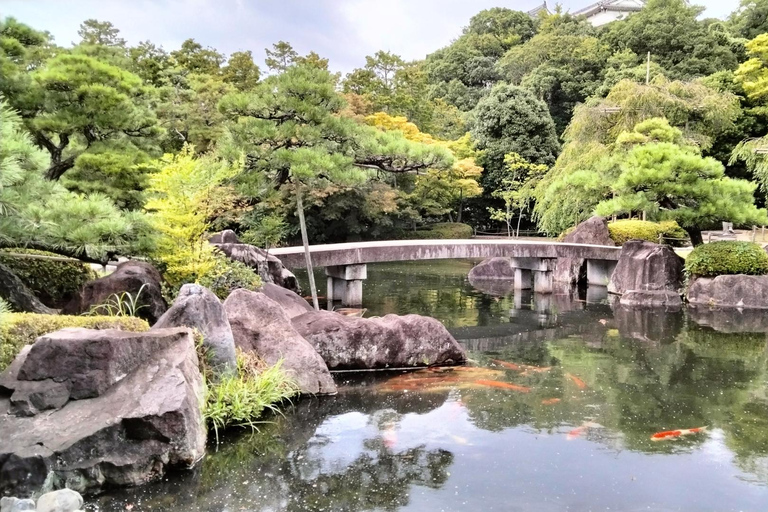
[650,426,707,442]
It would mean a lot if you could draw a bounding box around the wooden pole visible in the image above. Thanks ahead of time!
[296,190,320,311]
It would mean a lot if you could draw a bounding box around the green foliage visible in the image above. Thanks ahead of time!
[728,0,768,40]
[685,241,768,277]
[203,350,299,441]
[87,283,148,317]
[0,98,151,262]
[404,223,473,240]
[607,220,688,246]
[145,146,240,287]
[198,255,262,300]
[488,153,548,237]
[0,249,96,307]
[0,313,148,371]
[594,119,768,240]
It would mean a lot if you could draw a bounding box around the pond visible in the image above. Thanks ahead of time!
[94,260,768,512]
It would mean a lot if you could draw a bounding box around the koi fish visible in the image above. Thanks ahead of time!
[475,379,530,393]
[382,425,397,448]
[541,398,561,405]
[650,426,707,442]
[566,373,588,389]
[492,359,522,371]
[566,421,602,440]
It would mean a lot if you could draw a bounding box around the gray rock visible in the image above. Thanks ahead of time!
[35,489,82,512]
[153,284,236,375]
[619,290,682,308]
[467,257,515,280]
[211,233,300,294]
[687,274,768,310]
[293,310,467,370]
[0,328,206,497]
[260,283,313,319]
[553,257,585,285]
[608,241,683,305]
[563,216,615,246]
[688,306,768,333]
[61,261,167,324]
[0,497,35,512]
[223,289,336,395]
[555,217,614,284]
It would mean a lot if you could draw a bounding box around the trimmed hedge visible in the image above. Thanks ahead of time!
[685,241,768,278]
[0,313,149,371]
[608,220,688,246]
[406,223,473,240]
[0,249,97,308]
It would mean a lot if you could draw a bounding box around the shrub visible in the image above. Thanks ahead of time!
[0,249,97,307]
[203,350,299,442]
[685,241,768,278]
[0,313,149,371]
[198,255,262,300]
[405,223,474,240]
[608,220,689,246]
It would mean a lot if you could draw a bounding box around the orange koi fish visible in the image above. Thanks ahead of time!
[492,359,522,371]
[541,398,561,405]
[475,379,530,393]
[650,426,707,442]
[566,421,602,440]
[566,373,587,389]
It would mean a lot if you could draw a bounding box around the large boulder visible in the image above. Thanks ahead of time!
[260,283,313,319]
[35,489,83,512]
[61,261,167,324]
[468,257,515,280]
[555,217,614,284]
[562,216,615,246]
[223,289,336,395]
[293,311,467,370]
[153,284,237,375]
[687,275,768,310]
[0,328,206,497]
[210,231,300,294]
[608,241,683,307]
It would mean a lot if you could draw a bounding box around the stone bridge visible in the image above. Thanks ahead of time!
[271,239,621,306]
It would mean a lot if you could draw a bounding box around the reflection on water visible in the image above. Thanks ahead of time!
[96,260,768,512]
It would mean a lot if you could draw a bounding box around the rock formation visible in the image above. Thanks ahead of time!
[62,261,167,324]
[608,240,683,307]
[0,328,206,497]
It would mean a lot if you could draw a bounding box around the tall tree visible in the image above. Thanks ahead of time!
[728,0,768,40]
[264,41,298,73]
[77,19,125,47]
[223,50,260,91]
[26,53,159,180]
[171,38,224,74]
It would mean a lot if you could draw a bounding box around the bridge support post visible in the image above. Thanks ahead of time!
[586,260,617,286]
[514,269,532,290]
[533,270,554,293]
[325,264,367,306]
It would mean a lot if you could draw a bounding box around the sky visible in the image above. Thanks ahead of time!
[0,0,743,75]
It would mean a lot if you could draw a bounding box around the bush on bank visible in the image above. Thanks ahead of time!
[608,220,688,246]
[685,241,768,278]
[400,222,473,240]
[0,249,97,307]
[0,313,149,371]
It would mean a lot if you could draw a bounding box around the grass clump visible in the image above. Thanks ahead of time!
[198,255,262,300]
[0,313,149,371]
[403,222,473,240]
[608,220,688,246]
[203,350,299,442]
[0,249,97,307]
[685,241,768,278]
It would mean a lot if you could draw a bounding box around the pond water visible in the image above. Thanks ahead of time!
[95,260,768,512]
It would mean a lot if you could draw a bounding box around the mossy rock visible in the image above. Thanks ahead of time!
[608,220,688,246]
[0,313,149,372]
[685,241,768,278]
[0,249,97,308]
[406,223,473,240]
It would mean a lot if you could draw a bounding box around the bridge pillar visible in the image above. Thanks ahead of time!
[586,260,617,286]
[509,257,555,294]
[514,269,532,290]
[534,270,554,293]
[326,264,367,306]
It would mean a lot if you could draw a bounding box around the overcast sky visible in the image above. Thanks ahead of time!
[0,0,743,75]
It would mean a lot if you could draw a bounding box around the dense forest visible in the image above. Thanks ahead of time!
[5,0,768,276]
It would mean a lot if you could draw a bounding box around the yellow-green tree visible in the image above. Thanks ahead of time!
[145,146,239,286]
[488,153,548,237]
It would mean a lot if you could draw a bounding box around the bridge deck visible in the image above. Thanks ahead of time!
[270,239,621,269]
